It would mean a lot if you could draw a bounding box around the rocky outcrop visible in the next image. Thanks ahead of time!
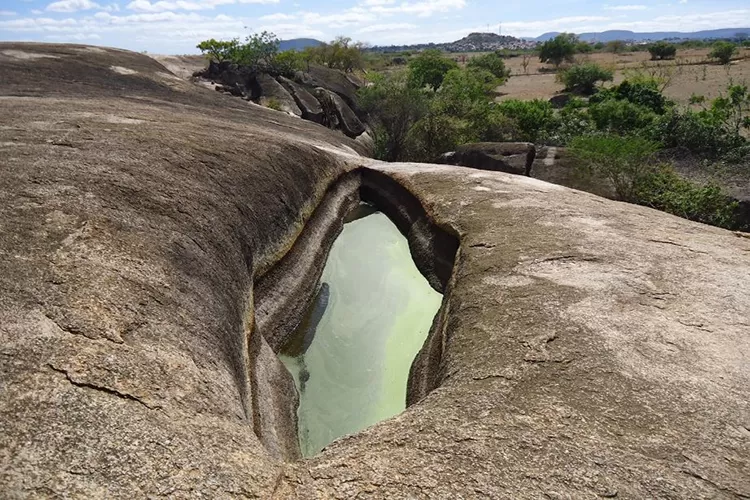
[297,64,361,114]
[196,62,368,138]
[312,87,366,139]
[256,73,301,117]
[436,142,536,176]
[2,43,750,499]
[277,75,325,124]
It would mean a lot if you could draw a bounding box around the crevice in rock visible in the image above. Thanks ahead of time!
[243,167,460,461]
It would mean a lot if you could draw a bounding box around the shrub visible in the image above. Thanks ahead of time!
[265,98,283,111]
[589,98,657,135]
[605,40,626,54]
[652,109,736,156]
[196,38,240,63]
[434,68,498,116]
[591,80,670,114]
[635,165,740,229]
[648,42,677,60]
[408,49,459,90]
[233,31,281,70]
[557,63,614,95]
[576,42,594,54]
[544,98,595,145]
[358,72,429,161]
[467,51,511,82]
[272,50,304,77]
[496,99,555,143]
[570,134,661,202]
[710,41,737,65]
[538,33,578,68]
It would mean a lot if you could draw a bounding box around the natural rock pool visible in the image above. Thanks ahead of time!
[278,207,443,457]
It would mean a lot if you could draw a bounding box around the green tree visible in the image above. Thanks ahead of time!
[273,50,304,76]
[648,42,677,60]
[408,49,459,90]
[233,31,280,70]
[538,33,578,68]
[467,51,511,82]
[557,63,614,95]
[496,99,555,143]
[709,41,737,65]
[606,40,627,54]
[570,134,660,202]
[196,38,239,63]
[359,72,429,161]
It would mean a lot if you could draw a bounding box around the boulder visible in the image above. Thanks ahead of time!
[277,75,324,124]
[436,142,536,176]
[256,73,301,117]
[312,87,365,138]
[549,93,573,109]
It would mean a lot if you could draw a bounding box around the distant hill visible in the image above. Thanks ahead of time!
[369,32,536,53]
[279,38,323,51]
[535,28,750,43]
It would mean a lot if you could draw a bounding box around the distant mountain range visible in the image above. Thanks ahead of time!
[283,27,750,54]
[279,38,323,51]
[535,28,750,43]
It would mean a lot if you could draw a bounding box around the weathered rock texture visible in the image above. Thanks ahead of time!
[256,73,302,117]
[437,142,536,176]
[2,43,750,499]
[197,61,368,141]
[312,87,366,139]
[278,75,325,124]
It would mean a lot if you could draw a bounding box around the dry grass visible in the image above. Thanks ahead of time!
[496,47,750,105]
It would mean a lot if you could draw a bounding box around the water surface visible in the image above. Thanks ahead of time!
[279,209,442,457]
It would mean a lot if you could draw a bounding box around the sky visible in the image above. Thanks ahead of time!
[0,0,749,54]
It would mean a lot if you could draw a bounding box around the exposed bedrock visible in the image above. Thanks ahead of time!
[313,87,366,139]
[277,75,325,124]
[256,73,302,117]
[3,43,750,499]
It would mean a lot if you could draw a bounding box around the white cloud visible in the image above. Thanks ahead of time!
[356,22,418,33]
[46,0,102,12]
[126,0,276,12]
[301,8,375,27]
[259,12,295,21]
[0,10,17,16]
[368,0,466,18]
[604,5,648,11]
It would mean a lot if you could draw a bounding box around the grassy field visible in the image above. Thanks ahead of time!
[493,47,750,105]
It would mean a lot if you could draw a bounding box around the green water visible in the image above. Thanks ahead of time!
[278,209,443,457]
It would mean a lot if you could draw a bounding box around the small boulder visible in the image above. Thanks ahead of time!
[549,93,573,109]
[256,73,301,117]
[277,76,324,124]
[436,142,536,176]
[312,87,365,138]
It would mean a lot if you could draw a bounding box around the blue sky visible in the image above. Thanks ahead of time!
[0,0,749,53]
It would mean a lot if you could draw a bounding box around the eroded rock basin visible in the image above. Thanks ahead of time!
[279,207,442,457]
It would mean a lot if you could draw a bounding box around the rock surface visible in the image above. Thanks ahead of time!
[437,142,536,176]
[256,73,302,117]
[277,75,325,124]
[2,43,750,499]
[313,87,366,139]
